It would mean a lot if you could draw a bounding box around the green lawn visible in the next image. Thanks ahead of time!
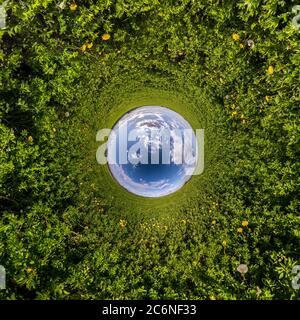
[0,0,299,299]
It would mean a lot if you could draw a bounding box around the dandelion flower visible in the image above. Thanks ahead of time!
[246,39,255,49]
[80,44,87,52]
[239,43,244,48]
[242,220,249,227]
[211,220,216,225]
[27,136,33,142]
[87,42,93,49]
[69,3,77,11]
[267,65,274,75]
[119,219,127,229]
[26,267,35,274]
[222,240,227,246]
[237,227,243,233]
[102,33,111,41]
[237,264,248,274]
[231,111,238,117]
[232,33,240,41]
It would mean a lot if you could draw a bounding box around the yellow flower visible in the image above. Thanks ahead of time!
[237,227,243,234]
[242,220,249,227]
[265,95,271,103]
[69,3,77,11]
[222,240,227,247]
[119,219,127,229]
[27,136,33,142]
[267,65,274,75]
[232,33,240,41]
[80,44,87,52]
[239,43,244,48]
[102,33,111,41]
[231,111,238,117]
[87,42,93,49]
[211,220,216,225]
[26,267,36,274]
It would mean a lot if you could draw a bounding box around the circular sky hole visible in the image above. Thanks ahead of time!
[107,106,198,197]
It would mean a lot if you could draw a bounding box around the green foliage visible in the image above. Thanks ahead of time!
[0,0,299,300]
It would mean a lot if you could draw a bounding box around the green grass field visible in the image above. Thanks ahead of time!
[0,0,299,299]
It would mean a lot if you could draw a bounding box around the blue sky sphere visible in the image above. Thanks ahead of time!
[107,106,198,197]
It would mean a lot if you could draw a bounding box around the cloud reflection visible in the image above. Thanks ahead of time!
[107,106,197,197]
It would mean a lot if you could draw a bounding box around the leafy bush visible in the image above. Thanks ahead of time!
[0,0,299,299]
